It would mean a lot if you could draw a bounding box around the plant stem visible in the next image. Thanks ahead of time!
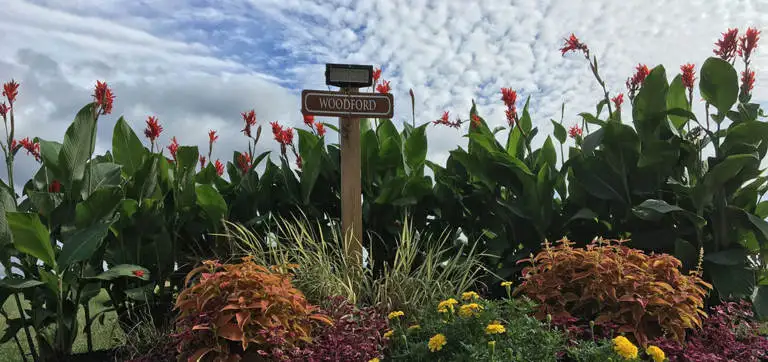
[83,303,93,353]
[12,335,28,362]
[14,293,38,362]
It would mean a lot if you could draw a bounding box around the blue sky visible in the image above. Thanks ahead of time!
[0,0,767,186]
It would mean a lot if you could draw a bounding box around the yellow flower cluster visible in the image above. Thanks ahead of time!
[428,333,447,352]
[458,303,484,318]
[383,330,394,339]
[461,291,480,301]
[388,310,404,320]
[407,324,421,331]
[612,336,638,360]
[368,358,380,362]
[500,281,513,287]
[645,345,665,362]
[485,321,506,335]
[437,298,458,313]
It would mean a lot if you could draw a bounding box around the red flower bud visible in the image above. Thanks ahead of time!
[680,63,696,91]
[372,68,381,83]
[208,130,218,144]
[241,110,257,138]
[93,80,115,115]
[237,152,252,174]
[303,114,315,127]
[569,125,583,139]
[144,116,163,142]
[167,137,179,161]
[214,159,224,176]
[48,180,62,193]
[0,102,9,118]
[199,155,206,168]
[376,80,391,94]
[2,80,19,104]
[739,27,760,62]
[132,270,145,278]
[559,33,589,58]
[315,122,326,137]
[741,69,756,94]
[612,93,624,112]
[19,137,41,162]
[714,28,739,62]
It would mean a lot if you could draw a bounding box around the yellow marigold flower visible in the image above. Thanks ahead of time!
[408,324,421,331]
[500,281,513,287]
[437,298,458,313]
[461,291,480,301]
[368,359,380,362]
[485,321,506,335]
[437,306,448,313]
[428,333,447,352]
[612,336,638,360]
[646,345,665,362]
[458,303,484,318]
[383,330,394,339]
[388,311,404,320]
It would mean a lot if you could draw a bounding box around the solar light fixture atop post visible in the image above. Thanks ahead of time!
[325,63,373,88]
[302,63,393,268]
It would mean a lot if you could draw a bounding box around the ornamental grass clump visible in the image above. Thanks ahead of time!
[513,237,712,347]
[173,257,332,361]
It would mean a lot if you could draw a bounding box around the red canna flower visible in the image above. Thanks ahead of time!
[433,111,450,126]
[281,128,294,145]
[560,33,589,58]
[144,116,163,142]
[2,80,19,104]
[167,136,179,161]
[270,121,282,139]
[612,93,624,112]
[626,64,651,98]
[315,122,326,137]
[237,152,251,174]
[19,137,41,161]
[199,155,206,168]
[0,102,8,118]
[501,88,518,127]
[48,180,62,193]
[303,114,315,127]
[500,88,517,108]
[714,28,739,62]
[680,63,696,91]
[241,110,257,138]
[372,67,381,83]
[93,80,115,115]
[214,159,224,176]
[10,138,18,153]
[738,27,760,62]
[376,80,391,94]
[132,270,145,278]
[741,69,755,94]
[296,155,302,169]
[208,130,218,144]
[569,125,583,139]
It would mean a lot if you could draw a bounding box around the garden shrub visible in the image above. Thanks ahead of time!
[513,237,712,346]
[173,257,333,361]
[384,293,564,361]
[650,300,768,362]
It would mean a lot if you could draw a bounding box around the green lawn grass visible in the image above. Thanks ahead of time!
[0,290,124,362]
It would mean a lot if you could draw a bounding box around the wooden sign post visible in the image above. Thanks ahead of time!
[301,64,394,267]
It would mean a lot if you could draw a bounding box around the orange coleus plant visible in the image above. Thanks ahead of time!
[513,237,712,347]
[174,257,332,361]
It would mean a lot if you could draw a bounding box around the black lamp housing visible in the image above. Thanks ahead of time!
[325,63,373,88]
